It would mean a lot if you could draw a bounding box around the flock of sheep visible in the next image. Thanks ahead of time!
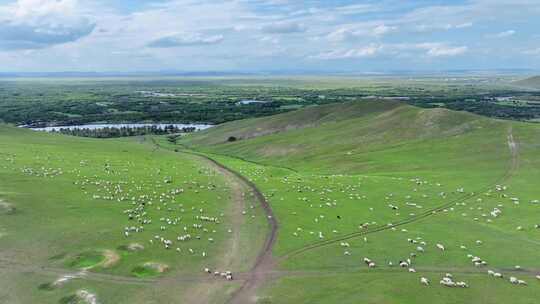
[4,151,540,294]
[75,160,238,260]
[237,165,540,290]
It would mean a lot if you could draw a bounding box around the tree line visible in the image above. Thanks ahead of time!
[50,125,197,138]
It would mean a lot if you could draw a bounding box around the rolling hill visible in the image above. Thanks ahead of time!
[176,100,540,304]
[181,100,507,175]
[514,76,540,89]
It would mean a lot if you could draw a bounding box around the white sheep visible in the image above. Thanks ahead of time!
[456,281,469,288]
[436,243,445,251]
[420,277,429,286]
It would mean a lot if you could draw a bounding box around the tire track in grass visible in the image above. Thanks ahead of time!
[278,126,519,262]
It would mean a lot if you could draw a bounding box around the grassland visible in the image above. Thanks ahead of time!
[515,76,540,89]
[0,125,267,303]
[2,96,540,304]
[176,100,540,303]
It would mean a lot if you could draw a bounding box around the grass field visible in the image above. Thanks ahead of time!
[176,100,540,303]
[0,126,267,303]
[1,99,539,303]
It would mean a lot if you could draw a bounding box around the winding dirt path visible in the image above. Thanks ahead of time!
[152,139,279,304]
[185,152,278,304]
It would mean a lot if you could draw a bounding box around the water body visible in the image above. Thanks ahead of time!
[28,123,213,132]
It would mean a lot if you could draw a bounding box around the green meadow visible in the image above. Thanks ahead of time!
[0,126,266,303]
[177,101,540,303]
[1,99,539,303]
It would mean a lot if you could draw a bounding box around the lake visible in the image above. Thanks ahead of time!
[28,123,213,132]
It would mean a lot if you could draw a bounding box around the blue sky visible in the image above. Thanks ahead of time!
[0,0,538,72]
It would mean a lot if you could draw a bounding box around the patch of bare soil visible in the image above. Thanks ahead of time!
[144,262,169,273]
[76,289,99,304]
[100,250,120,268]
[127,243,144,251]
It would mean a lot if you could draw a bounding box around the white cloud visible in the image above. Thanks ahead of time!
[417,43,468,57]
[147,33,224,48]
[311,42,468,60]
[415,22,473,32]
[261,21,305,34]
[0,0,94,50]
[327,23,397,42]
[310,45,381,60]
[487,30,516,38]
[334,4,380,15]
[523,48,540,56]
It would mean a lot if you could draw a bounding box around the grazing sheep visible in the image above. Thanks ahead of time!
[456,281,469,288]
[509,277,518,284]
[518,280,527,286]
[440,278,456,287]
[408,268,416,273]
[494,273,503,278]
[436,243,445,251]
[420,277,429,286]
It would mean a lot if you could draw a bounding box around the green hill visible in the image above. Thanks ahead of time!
[514,75,540,89]
[175,100,540,304]
[181,100,506,174]
[3,100,540,304]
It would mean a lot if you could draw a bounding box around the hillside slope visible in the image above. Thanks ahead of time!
[184,100,403,146]
[180,100,507,174]
[514,75,540,89]
[177,100,540,304]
